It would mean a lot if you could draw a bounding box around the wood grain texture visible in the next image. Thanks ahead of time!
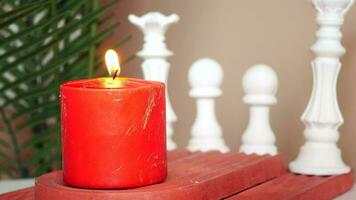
[1,151,352,200]
[33,151,285,200]
[226,171,354,200]
[0,188,33,200]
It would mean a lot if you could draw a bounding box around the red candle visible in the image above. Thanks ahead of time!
[60,51,167,189]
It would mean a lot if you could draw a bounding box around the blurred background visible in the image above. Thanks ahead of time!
[104,0,356,171]
[1,0,356,180]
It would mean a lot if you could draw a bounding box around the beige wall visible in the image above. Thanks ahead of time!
[102,0,356,169]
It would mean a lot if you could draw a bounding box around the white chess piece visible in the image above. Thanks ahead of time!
[187,58,229,153]
[239,64,278,156]
[129,12,179,150]
[289,0,353,175]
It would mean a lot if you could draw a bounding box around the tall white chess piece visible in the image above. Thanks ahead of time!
[187,58,229,153]
[129,12,179,150]
[239,64,278,156]
[290,0,354,175]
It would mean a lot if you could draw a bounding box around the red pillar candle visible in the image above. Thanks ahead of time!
[60,77,167,189]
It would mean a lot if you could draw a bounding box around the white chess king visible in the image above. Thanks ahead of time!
[129,12,179,150]
[289,0,354,175]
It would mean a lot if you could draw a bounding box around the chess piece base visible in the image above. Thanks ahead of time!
[240,144,277,156]
[187,138,229,153]
[290,142,350,175]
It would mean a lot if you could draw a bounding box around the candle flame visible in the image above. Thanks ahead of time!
[105,49,120,79]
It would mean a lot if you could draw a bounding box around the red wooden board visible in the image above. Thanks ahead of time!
[1,151,352,200]
[0,188,33,200]
[226,171,354,200]
[33,151,285,200]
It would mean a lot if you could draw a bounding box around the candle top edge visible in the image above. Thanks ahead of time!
[60,77,164,90]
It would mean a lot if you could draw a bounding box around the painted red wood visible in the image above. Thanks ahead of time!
[227,171,354,200]
[33,152,285,200]
[0,188,33,200]
[2,151,352,200]
[0,151,194,200]
[167,150,194,162]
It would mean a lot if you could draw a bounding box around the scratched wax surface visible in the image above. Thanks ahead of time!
[60,77,167,189]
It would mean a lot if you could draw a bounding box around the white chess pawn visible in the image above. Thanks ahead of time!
[239,64,278,156]
[187,58,229,153]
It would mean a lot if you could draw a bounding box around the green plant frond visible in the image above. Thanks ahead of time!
[33,151,60,176]
[23,147,50,169]
[0,164,14,178]
[0,0,48,21]
[0,140,11,149]
[0,89,26,111]
[0,0,131,178]
[22,125,60,149]
[0,19,117,87]
[14,109,59,132]
[24,137,61,167]
[0,151,15,165]
[2,84,58,108]
[0,0,50,29]
[63,66,88,81]
[45,54,87,83]
[0,108,23,173]
[0,2,115,66]
[0,11,67,47]
[10,100,59,121]
[55,0,87,14]
[0,22,118,93]
[113,34,133,49]
[0,72,30,109]
[0,58,83,105]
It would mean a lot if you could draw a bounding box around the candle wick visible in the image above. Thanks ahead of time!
[112,69,119,80]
